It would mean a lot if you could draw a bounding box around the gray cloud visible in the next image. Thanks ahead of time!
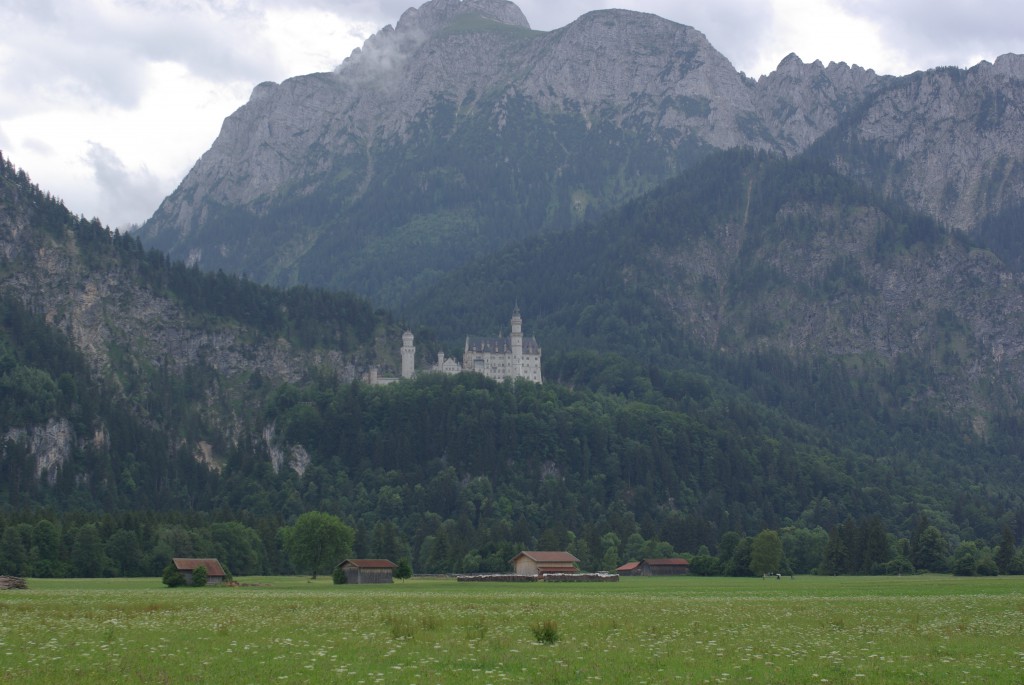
[3,0,57,21]
[0,1,288,117]
[22,138,53,156]
[838,0,1024,69]
[85,143,165,228]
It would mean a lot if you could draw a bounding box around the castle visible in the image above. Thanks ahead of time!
[369,307,542,384]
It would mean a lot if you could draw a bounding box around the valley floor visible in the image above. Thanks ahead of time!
[2,575,1022,683]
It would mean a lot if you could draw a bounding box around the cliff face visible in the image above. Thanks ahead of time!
[0,192,353,385]
[755,53,891,153]
[818,54,1024,234]
[644,186,1024,415]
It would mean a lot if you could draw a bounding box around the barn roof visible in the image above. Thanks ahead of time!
[616,561,641,572]
[172,558,226,576]
[338,559,398,569]
[640,558,690,567]
[511,551,580,564]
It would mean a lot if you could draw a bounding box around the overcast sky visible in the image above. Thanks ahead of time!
[1,0,1021,229]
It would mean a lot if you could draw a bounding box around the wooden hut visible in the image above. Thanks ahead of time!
[337,559,398,584]
[510,551,580,577]
[172,558,227,585]
[616,561,641,576]
[637,558,690,576]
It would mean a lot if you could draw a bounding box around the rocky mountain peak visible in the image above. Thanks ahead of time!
[396,0,530,34]
[773,52,820,72]
[755,52,888,153]
[984,53,1024,79]
[339,0,530,79]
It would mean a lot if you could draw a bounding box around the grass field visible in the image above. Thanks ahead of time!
[1,575,1022,683]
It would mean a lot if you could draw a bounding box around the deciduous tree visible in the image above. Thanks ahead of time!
[749,529,783,576]
[283,512,354,579]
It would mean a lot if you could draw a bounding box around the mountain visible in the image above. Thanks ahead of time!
[406,149,1024,423]
[0,151,383,508]
[137,0,890,305]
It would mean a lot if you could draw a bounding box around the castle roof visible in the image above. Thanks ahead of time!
[465,335,540,355]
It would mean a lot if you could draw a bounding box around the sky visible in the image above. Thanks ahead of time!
[0,0,1021,230]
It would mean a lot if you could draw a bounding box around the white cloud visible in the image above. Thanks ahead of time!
[0,0,372,225]
[751,0,899,76]
[84,142,164,228]
[265,8,378,74]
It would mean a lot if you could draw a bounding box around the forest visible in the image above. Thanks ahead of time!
[2,369,1023,577]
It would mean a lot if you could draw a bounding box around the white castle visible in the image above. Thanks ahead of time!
[369,307,542,384]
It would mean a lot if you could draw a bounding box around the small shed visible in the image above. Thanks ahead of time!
[172,558,227,585]
[337,559,398,584]
[616,561,641,576]
[637,558,690,576]
[510,551,580,577]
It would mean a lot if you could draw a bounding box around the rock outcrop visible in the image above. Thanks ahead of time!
[819,54,1024,232]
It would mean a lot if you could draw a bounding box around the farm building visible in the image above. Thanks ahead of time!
[616,561,641,575]
[510,551,580,577]
[337,559,398,584]
[637,558,690,576]
[172,558,227,585]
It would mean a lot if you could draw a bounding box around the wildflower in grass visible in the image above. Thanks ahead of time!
[532,620,559,644]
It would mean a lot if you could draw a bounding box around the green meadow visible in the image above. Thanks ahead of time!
[1,575,1022,684]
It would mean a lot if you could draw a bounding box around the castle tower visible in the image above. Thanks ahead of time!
[401,330,415,379]
[510,305,523,378]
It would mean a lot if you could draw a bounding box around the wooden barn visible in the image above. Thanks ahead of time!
[637,558,690,576]
[337,559,398,584]
[510,551,580,577]
[616,561,641,576]
[172,558,227,585]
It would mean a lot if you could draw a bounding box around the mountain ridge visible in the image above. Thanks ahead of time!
[139,1,896,302]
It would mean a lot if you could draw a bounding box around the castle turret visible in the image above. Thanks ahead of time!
[510,305,523,377]
[401,330,415,379]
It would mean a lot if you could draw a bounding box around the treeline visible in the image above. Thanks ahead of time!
[1,509,1020,579]
[691,517,1023,577]
[0,512,272,578]
[6,358,1024,575]
[211,373,1023,573]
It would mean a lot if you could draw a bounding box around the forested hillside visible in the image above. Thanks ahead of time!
[0,151,383,511]
[408,149,1024,417]
[2,148,1024,579]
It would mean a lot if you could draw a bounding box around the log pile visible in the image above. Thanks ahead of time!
[456,573,537,582]
[0,576,28,590]
[543,572,620,582]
